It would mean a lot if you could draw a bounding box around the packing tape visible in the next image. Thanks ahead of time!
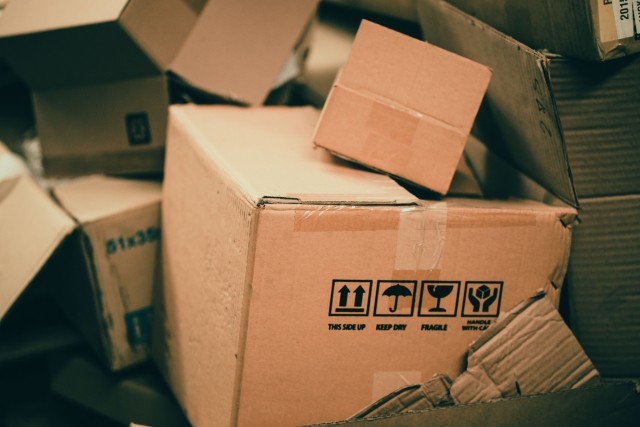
[395,203,447,272]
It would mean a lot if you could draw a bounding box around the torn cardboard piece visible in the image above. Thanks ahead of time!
[50,175,162,371]
[450,291,600,404]
[313,19,491,195]
[443,0,640,61]
[154,104,577,426]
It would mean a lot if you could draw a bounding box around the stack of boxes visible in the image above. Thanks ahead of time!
[0,1,638,426]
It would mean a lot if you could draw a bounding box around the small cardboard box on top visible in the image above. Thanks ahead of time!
[0,0,318,176]
[418,0,640,378]
[152,104,577,427]
[443,0,640,62]
[48,175,162,371]
[313,20,491,195]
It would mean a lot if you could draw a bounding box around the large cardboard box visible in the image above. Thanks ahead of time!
[0,0,317,176]
[313,20,491,195]
[50,175,162,371]
[153,104,577,426]
[418,0,640,378]
[443,0,640,62]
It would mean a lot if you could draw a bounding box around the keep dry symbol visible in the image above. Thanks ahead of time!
[383,283,412,312]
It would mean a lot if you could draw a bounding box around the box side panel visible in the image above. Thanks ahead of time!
[236,201,573,426]
[0,175,74,318]
[120,0,198,70]
[594,0,640,60]
[152,111,256,427]
[442,0,598,61]
[35,76,167,177]
[170,0,318,105]
[566,194,640,378]
[314,85,466,195]
[82,204,161,371]
[0,22,159,89]
[549,55,640,198]
[417,0,577,207]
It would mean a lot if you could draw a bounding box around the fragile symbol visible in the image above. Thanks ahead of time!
[427,284,454,312]
[382,283,412,313]
[418,281,460,317]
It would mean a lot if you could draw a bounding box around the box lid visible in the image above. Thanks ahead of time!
[0,146,75,319]
[170,104,417,205]
[0,0,198,88]
[169,0,319,105]
[52,175,162,224]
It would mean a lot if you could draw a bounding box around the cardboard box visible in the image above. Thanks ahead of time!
[313,20,491,195]
[50,175,162,371]
[153,104,577,426]
[418,0,640,205]
[0,143,75,320]
[418,0,640,377]
[0,0,317,176]
[565,194,640,378]
[442,0,640,62]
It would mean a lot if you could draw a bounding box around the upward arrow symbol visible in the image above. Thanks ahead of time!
[353,286,365,307]
[338,285,350,307]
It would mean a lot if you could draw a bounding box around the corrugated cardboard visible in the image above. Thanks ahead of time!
[417,0,640,205]
[50,175,162,371]
[418,0,640,378]
[344,291,601,421]
[450,291,599,403]
[0,0,318,176]
[0,143,75,320]
[153,104,577,426]
[313,20,491,195]
[565,194,640,378]
[443,0,640,62]
[306,381,640,427]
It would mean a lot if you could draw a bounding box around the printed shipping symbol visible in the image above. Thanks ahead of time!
[382,283,412,313]
[336,285,366,313]
[468,284,498,313]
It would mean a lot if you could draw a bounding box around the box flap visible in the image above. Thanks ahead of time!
[338,20,491,134]
[0,148,75,319]
[169,0,318,105]
[170,104,417,205]
[0,0,128,37]
[450,291,600,404]
[417,0,578,207]
[52,175,162,224]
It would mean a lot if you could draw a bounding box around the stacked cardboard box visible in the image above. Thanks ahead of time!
[417,0,640,378]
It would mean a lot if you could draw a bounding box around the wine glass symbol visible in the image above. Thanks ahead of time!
[427,284,454,312]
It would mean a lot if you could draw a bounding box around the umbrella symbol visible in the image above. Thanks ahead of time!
[382,283,412,313]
